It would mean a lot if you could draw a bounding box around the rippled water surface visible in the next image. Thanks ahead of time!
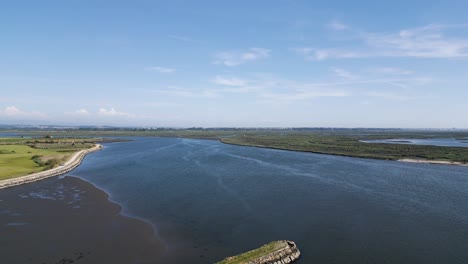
[67,137,468,263]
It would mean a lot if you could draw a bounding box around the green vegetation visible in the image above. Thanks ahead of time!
[0,137,100,180]
[2,128,468,164]
[217,241,286,264]
[220,133,468,163]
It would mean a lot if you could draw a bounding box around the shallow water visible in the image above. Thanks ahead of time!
[64,137,468,263]
[360,138,468,147]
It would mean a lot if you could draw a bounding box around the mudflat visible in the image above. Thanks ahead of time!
[0,176,165,264]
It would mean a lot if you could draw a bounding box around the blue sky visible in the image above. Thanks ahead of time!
[1,0,468,128]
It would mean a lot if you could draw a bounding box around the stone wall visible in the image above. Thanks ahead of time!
[247,240,301,264]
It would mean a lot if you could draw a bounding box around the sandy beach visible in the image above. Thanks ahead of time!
[0,144,102,189]
[399,158,468,167]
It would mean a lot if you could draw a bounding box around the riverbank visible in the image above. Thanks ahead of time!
[220,140,468,167]
[5,129,468,165]
[399,158,468,167]
[0,176,165,264]
[0,144,102,189]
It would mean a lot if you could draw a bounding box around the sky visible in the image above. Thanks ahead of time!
[1,0,468,128]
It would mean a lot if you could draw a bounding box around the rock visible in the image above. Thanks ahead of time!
[222,240,301,264]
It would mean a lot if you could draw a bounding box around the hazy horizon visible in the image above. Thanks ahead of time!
[1,1,468,128]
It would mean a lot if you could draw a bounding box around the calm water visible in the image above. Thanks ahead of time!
[361,138,468,147]
[0,132,20,137]
[67,137,468,263]
[7,137,468,263]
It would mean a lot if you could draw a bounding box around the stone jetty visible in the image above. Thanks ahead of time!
[217,240,300,264]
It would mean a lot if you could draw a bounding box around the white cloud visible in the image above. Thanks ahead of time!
[293,48,361,60]
[98,108,132,117]
[145,66,176,74]
[65,108,136,119]
[75,108,89,114]
[212,76,247,86]
[3,106,21,116]
[64,108,90,115]
[205,71,432,104]
[330,67,359,80]
[0,106,46,119]
[296,23,468,60]
[327,20,349,30]
[213,48,271,66]
[211,74,352,103]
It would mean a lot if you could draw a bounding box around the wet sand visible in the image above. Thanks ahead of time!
[0,176,166,264]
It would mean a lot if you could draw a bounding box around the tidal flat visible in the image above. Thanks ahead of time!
[0,176,165,264]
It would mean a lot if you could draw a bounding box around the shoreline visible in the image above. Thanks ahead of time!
[219,140,468,167]
[0,144,102,189]
[398,158,468,167]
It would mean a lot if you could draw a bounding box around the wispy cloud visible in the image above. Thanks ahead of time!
[327,20,349,30]
[168,35,205,44]
[259,90,350,102]
[0,106,47,119]
[330,67,359,80]
[213,48,271,66]
[206,70,431,104]
[156,86,218,98]
[372,67,413,75]
[211,74,352,103]
[293,47,361,60]
[169,35,193,42]
[147,66,430,105]
[98,108,132,117]
[365,91,411,101]
[65,108,90,115]
[296,23,468,60]
[212,76,247,86]
[145,66,176,74]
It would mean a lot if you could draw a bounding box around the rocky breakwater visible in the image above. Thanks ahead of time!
[217,240,300,264]
[0,144,102,189]
[248,241,300,264]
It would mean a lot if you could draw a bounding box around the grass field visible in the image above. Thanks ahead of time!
[0,137,98,180]
[216,241,286,264]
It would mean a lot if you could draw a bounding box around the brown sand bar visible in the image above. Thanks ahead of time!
[399,158,468,167]
[0,144,102,189]
[0,176,166,264]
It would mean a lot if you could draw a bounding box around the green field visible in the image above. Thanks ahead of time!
[216,241,286,264]
[0,137,98,180]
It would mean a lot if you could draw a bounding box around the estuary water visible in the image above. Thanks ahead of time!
[360,138,468,147]
[67,137,468,263]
